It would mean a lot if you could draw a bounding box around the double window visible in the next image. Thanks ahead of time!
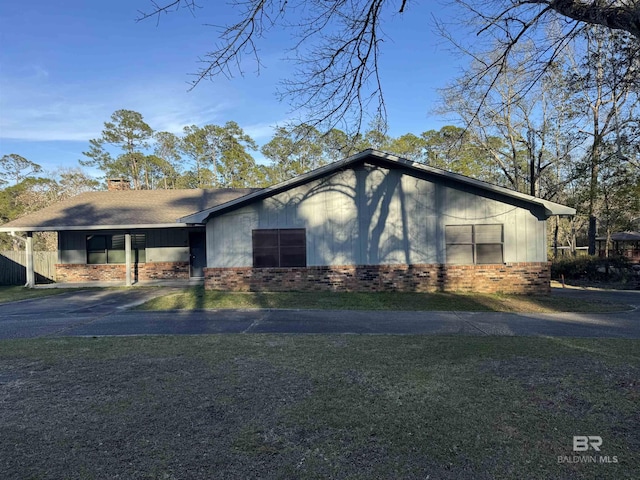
[87,234,146,264]
[252,229,306,268]
[445,225,503,264]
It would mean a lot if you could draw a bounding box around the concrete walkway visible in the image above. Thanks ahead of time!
[0,287,638,339]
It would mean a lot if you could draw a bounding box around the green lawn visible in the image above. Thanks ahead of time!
[0,285,77,304]
[136,287,630,313]
[0,335,637,479]
[0,285,630,313]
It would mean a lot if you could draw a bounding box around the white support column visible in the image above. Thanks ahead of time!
[25,232,35,288]
[125,232,132,287]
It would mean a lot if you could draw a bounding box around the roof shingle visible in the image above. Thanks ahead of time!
[0,188,258,231]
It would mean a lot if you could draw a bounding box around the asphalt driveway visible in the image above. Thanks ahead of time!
[0,287,638,339]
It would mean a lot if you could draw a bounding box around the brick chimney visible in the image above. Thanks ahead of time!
[107,178,131,191]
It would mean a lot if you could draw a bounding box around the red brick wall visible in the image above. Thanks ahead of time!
[204,263,551,294]
[55,262,190,283]
[141,262,190,281]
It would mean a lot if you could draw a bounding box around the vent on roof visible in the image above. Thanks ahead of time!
[107,178,131,191]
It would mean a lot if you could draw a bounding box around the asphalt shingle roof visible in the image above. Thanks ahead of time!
[0,188,258,231]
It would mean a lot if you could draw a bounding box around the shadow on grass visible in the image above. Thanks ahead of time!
[141,289,499,312]
[468,292,631,313]
[135,287,632,313]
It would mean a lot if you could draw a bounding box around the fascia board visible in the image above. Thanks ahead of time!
[0,223,202,233]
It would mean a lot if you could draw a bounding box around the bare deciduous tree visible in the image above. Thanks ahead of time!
[138,0,639,131]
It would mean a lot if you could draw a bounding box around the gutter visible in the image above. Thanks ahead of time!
[0,222,202,233]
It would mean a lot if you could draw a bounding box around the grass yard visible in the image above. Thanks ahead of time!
[136,287,630,313]
[0,335,638,479]
[0,286,77,304]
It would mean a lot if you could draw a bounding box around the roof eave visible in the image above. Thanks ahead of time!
[541,204,577,218]
[0,223,203,233]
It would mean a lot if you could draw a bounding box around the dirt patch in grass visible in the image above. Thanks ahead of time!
[0,336,638,479]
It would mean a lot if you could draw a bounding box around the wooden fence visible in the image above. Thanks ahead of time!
[0,251,57,285]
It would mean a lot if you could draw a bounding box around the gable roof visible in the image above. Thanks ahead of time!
[0,188,257,232]
[1,150,576,234]
[180,149,576,224]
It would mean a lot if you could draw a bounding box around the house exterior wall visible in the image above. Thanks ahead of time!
[204,164,550,293]
[58,229,190,264]
[206,165,547,267]
[55,228,193,283]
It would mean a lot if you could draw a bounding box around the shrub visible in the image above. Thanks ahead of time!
[551,256,633,282]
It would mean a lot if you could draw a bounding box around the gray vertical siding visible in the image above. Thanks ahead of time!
[145,229,190,263]
[206,165,549,268]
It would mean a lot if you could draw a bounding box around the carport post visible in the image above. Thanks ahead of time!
[125,232,132,287]
[25,231,35,288]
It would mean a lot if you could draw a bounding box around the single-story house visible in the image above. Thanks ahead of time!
[0,149,575,293]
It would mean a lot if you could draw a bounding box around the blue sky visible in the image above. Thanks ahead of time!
[0,0,464,176]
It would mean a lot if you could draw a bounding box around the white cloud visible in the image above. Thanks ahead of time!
[145,103,234,135]
[0,72,243,142]
[0,76,114,142]
[242,121,282,141]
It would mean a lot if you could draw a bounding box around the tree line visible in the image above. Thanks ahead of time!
[77,110,521,191]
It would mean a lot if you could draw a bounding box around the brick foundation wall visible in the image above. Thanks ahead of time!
[141,262,190,281]
[204,263,551,294]
[55,262,190,283]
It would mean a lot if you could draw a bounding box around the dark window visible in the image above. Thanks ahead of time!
[474,225,503,264]
[445,225,503,265]
[445,225,473,264]
[86,234,146,264]
[87,235,107,264]
[252,229,306,268]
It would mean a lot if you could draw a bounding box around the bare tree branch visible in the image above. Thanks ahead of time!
[136,0,640,134]
[136,0,198,25]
